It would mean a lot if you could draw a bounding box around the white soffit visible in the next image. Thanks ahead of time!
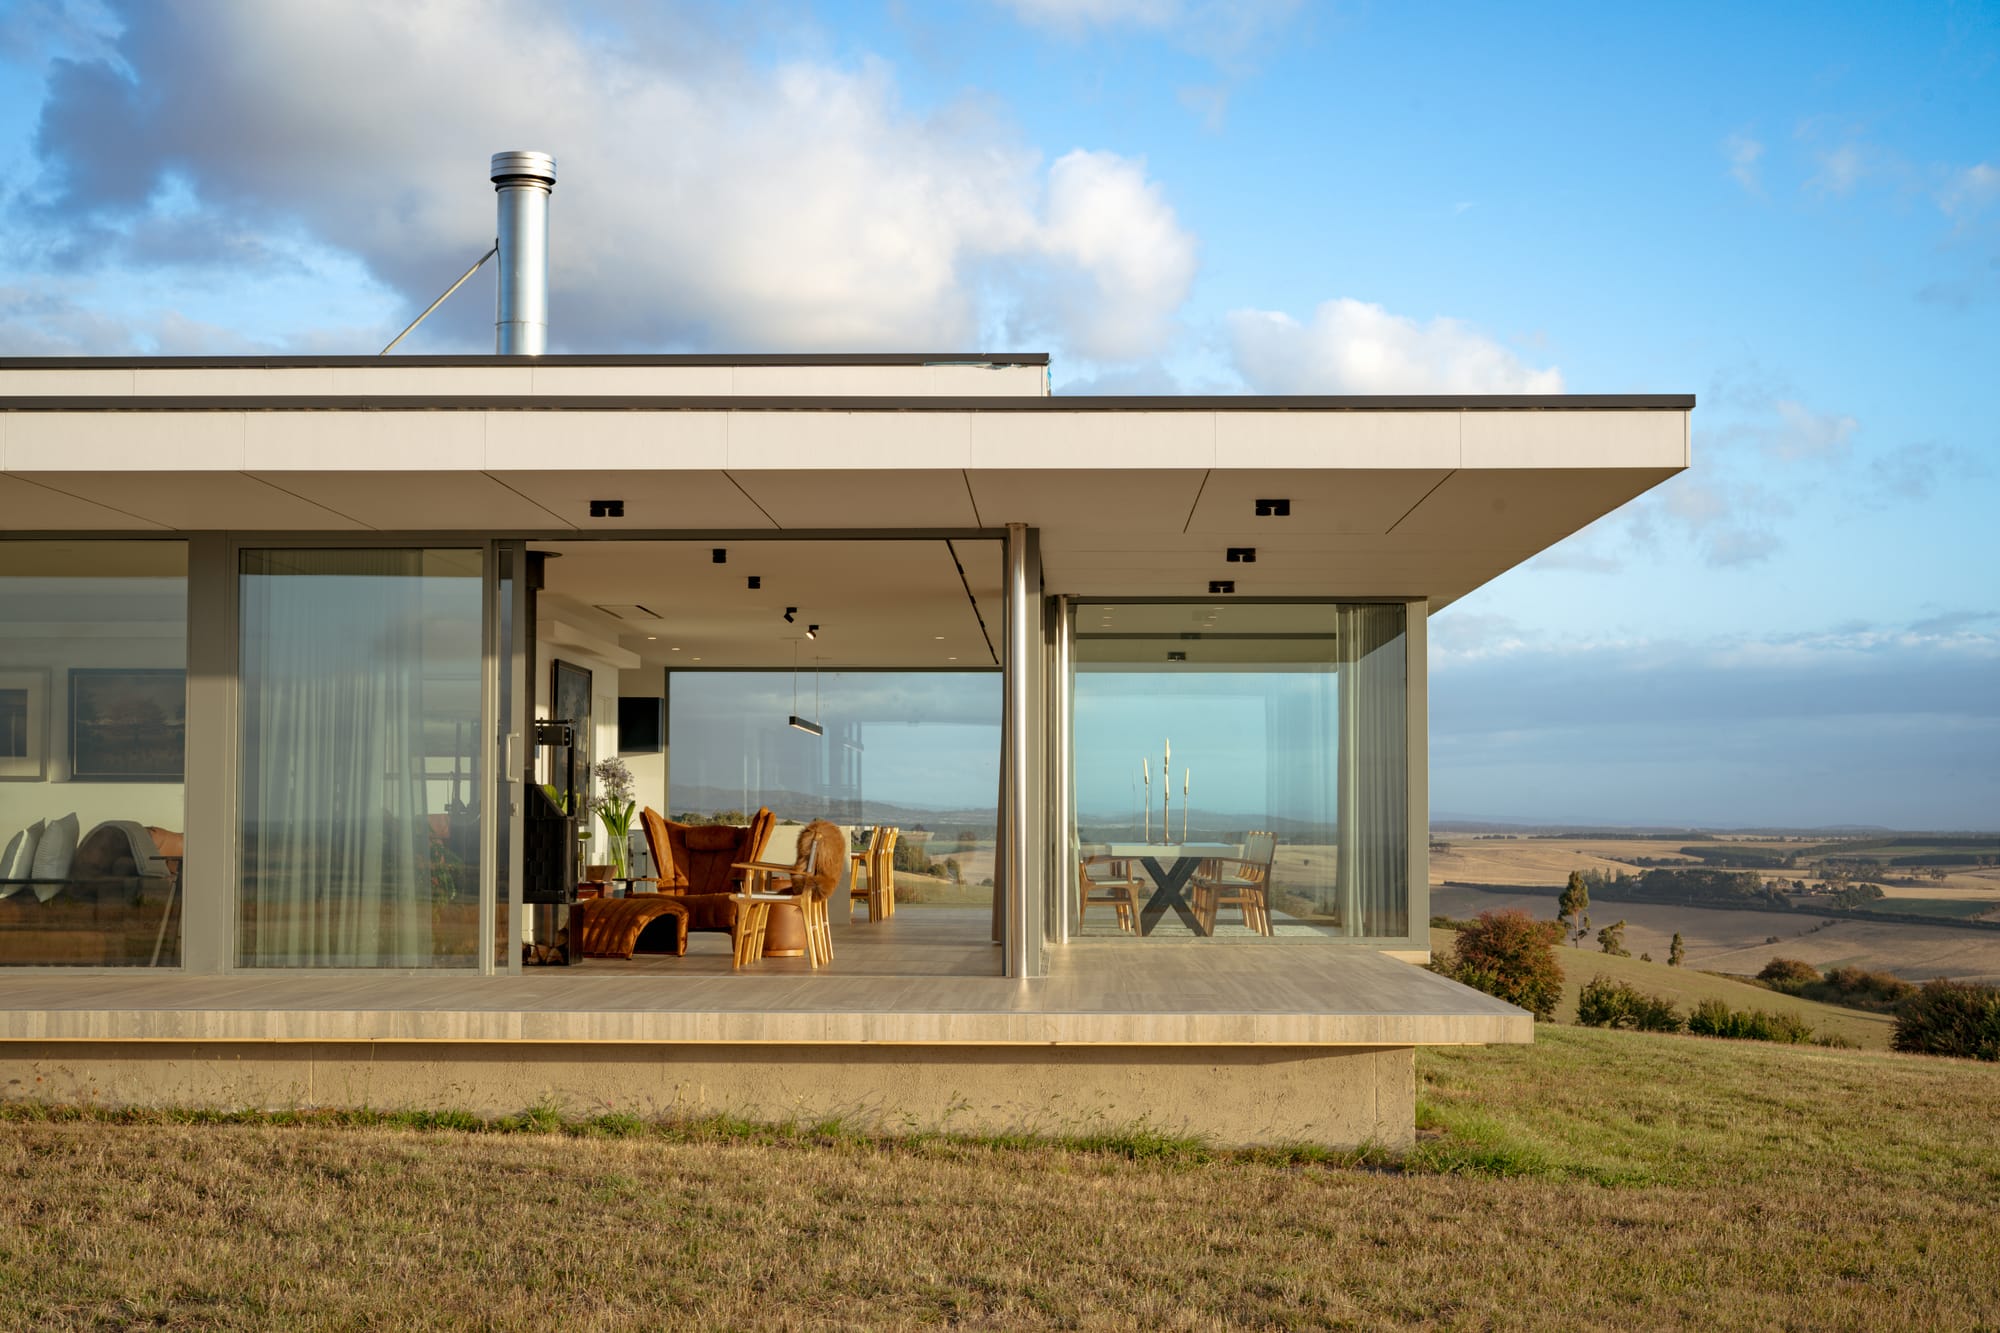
[730,468,981,529]
[1185,470,1451,536]
[964,469,1209,532]
[1391,467,1679,543]
[249,471,567,530]
[13,471,366,530]
[0,474,168,530]
[536,538,1002,669]
[496,470,774,530]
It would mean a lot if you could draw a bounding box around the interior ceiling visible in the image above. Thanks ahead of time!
[536,538,1004,671]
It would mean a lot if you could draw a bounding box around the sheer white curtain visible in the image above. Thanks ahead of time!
[1333,604,1408,937]
[239,550,433,967]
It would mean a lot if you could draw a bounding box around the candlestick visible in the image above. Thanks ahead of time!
[1162,739,1171,846]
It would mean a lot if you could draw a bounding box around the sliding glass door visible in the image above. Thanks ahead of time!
[1070,600,1410,942]
[237,549,484,968]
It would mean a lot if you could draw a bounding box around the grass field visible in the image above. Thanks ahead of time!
[1429,927,1897,1048]
[4,1026,1998,1329]
[1432,881,2000,983]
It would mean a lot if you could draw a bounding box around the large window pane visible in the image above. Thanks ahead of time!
[669,671,999,905]
[0,542,188,967]
[238,549,483,967]
[1073,601,1408,940]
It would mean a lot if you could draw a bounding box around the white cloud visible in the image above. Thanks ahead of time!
[1027,150,1197,361]
[18,1,1197,361]
[1227,298,1564,394]
[1808,142,1868,196]
[995,0,1181,33]
[1768,399,1857,462]
[1723,131,1764,194]
[1939,162,2000,219]
[993,0,1299,50]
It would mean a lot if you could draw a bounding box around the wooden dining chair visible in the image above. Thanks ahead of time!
[873,827,901,919]
[1192,832,1277,935]
[1079,856,1144,933]
[849,825,887,921]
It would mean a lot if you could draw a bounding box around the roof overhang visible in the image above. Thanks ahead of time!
[0,357,1690,611]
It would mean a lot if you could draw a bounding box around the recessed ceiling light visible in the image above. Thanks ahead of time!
[646,635,658,640]
[670,646,680,652]
[933,635,945,641]
[948,656,957,660]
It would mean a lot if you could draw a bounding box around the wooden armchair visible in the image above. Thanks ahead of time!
[1191,832,1276,935]
[637,806,775,934]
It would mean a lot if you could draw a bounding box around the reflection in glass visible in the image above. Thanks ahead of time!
[238,549,483,967]
[0,542,188,967]
[1073,601,1407,940]
[669,671,1000,906]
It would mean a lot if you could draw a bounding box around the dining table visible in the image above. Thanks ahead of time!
[1099,842,1239,936]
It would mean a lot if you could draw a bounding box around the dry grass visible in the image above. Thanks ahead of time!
[1433,881,2000,984]
[1429,927,1897,1048]
[5,1026,2000,1330]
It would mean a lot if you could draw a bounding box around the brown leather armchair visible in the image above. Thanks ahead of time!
[639,807,775,934]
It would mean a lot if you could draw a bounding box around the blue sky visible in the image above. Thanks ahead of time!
[1,1,1994,827]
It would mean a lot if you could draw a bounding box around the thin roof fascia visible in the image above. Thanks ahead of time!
[0,393,1697,412]
[0,352,1050,369]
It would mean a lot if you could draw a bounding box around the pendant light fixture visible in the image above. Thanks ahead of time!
[788,640,823,737]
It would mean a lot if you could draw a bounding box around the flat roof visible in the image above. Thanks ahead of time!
[0,393,1694,412]
[0,353,1053,369]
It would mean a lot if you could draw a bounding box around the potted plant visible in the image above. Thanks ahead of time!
[586,757,638,879]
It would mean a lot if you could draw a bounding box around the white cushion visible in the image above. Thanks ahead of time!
[29,811,78,882]
[0,820,44,899]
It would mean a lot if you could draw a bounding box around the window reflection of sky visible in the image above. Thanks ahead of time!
[670,672,1001,817]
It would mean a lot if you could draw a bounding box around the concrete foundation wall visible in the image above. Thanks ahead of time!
[0,1042,1416,1148]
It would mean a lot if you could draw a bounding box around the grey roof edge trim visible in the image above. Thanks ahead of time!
[0,352,1050,369]
[1,392,1697,412]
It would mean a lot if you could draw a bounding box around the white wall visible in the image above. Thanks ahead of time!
[1,620,185,846]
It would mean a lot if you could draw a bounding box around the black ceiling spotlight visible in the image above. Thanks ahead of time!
[1166,651,1188,662]
[747,575,761,590]
[1254,498,1291,517]
[1209,580,1235,594]
[588,499,624,518]
[712,548,727,563]
[783,607,797,623]
[1225,547,1257,563]
[806,624,819,640]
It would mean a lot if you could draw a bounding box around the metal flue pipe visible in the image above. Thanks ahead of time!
[490,151,556,355]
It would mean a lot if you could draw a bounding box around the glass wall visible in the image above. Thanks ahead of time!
[0,542,188,967]
[238,549,484,968]
[1072,601,1408,941]
[669,671,1000,906]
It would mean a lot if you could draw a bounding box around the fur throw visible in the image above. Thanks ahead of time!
[789,819,848,901]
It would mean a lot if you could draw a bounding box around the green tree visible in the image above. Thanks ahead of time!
[1669,932,1685,967]
[1596,919,1630,956]
[1558,870,1590,949]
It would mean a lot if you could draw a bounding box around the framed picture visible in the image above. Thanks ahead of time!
[550,659,593,800]
[0,669,49,781]
[68,668,187,782]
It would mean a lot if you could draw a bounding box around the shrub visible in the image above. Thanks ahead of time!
[1757,957,1822,992]
[1595,919,1630,957]
[1804,966,1916,1012]
[1576,975,1684,1032]
[1430,910,1564,1021]
[1891,979,2000,1062]
[1686,999,1815,1044]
